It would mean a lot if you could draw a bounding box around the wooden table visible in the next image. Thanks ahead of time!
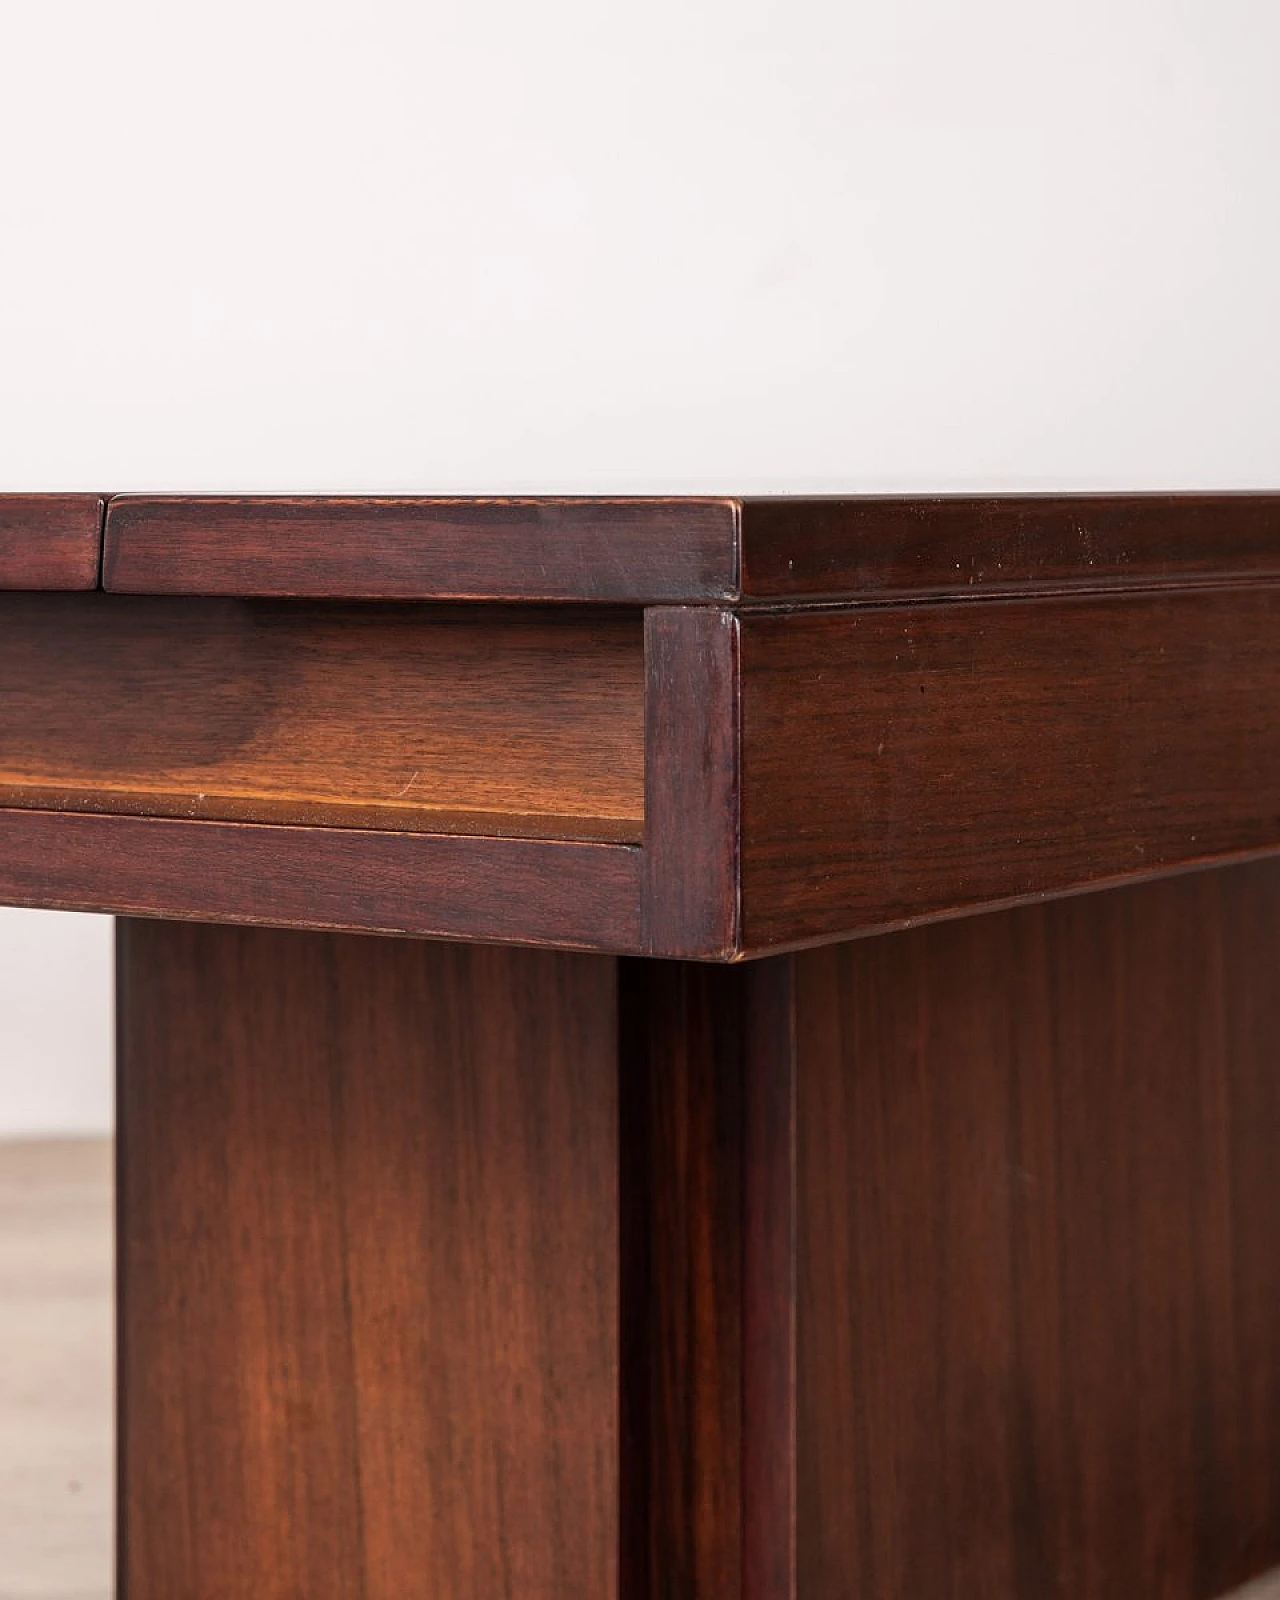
[4,492,1280,1598]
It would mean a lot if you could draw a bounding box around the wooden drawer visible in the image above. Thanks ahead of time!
[0,594,644,844]
[4,492,1280,958]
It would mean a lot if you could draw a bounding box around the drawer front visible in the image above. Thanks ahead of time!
[0,594,644,843]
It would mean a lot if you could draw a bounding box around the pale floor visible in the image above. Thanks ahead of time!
[0,1136,1277,1600]
[0,1138,112,1600]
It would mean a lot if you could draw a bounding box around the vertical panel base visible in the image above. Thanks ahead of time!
[797,861,1280,1598]
[114,862,1280,1599]
[117,922,619,1599]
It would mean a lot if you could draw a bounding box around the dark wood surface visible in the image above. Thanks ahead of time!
[99,493,1280,605]
[617,953,793,1600]
[641,606,740,957]
[2,495,1280,953]
[4,492,1277,1596]
[620,960,742,1600]
[619,958,796,1600]
[794,859,1280,1598]
[8,577,1280,953]
[0,809,640,950]
[104,495,741,603]
[740,959,798,1600]
[106,870,1280,1597]
[0,594,644,841]
[741,586,1280,950]
[739,493,1280,601]
[118,922,619,1599]
[0,494,103,589]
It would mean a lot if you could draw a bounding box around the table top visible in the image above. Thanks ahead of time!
[2,492,1279,958]
[6,491,1280,602]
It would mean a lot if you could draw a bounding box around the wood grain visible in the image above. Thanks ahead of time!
[0,594,643,842]
[741,959,798,1600]
[101,494,1280,605]
[118,922,619,1599]
[641,607,740,957]
[104,495,741,603]
[0,495,103,589]
[794,858,1280,1598]
[741,586,1280,950]
[619,958,796,1600]
[620,960,743,1600]
[0,809,640,951]
[739,493,1280,601]
[10,496,1280,960]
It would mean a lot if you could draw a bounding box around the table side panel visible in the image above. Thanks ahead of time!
[740,494,1280,601]
[741,586,1280,950]
[795,860,1280,1597]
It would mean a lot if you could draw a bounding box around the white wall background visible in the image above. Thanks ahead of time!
[0,912,113,1137]
[2,0,1279,1133]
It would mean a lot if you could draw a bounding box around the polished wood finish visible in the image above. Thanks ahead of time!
[4,493,1278,1596]
[794,860,1280,1598]
[739,493,1280,601]
[0,494,103,589]
[620,961,742,1600]
[103,493,1280,606]
[619,958,796,1600]
[104,495,741,603]
[641,607,740,958]
[741,959,798,1600]
[118,922,619,1600]
[0,594,644,842]
[4,496,1280,954]
[741,586,1280,949]
[0,809,640,950]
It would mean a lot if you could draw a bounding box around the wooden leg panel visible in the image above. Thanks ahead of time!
[117,922,618,1599]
